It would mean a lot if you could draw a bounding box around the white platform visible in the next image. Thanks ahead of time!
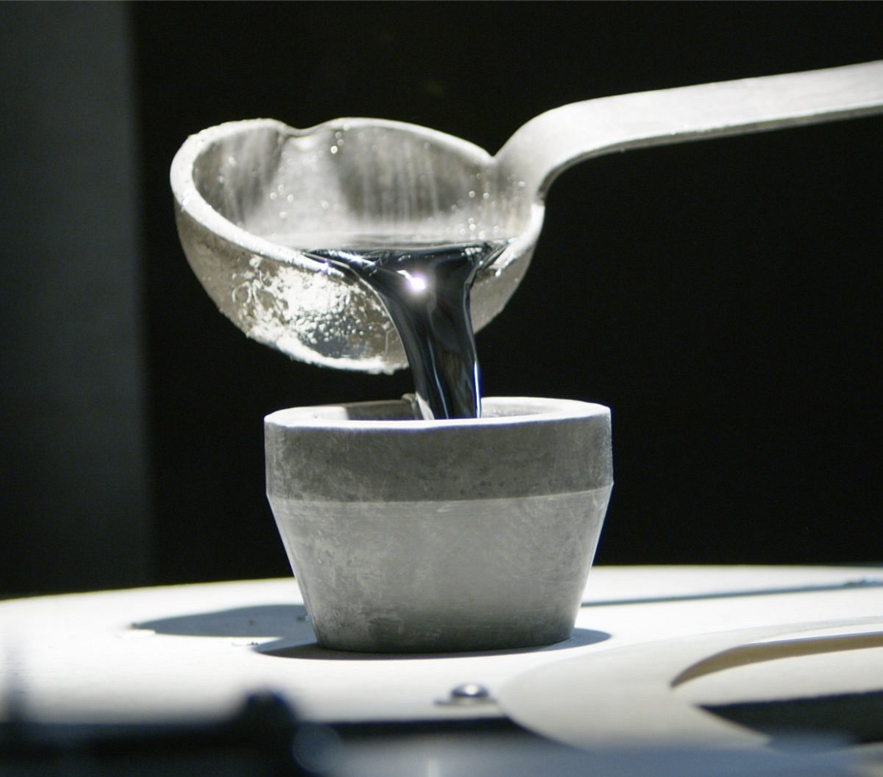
[1,565,881,750]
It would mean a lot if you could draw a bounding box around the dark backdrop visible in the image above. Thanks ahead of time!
[135,2,882,583]
[1,3,150,595]
[3,3,881,594]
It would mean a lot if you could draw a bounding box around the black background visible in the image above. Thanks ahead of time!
[3,3,883,594]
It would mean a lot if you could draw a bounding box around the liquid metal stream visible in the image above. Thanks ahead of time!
[305,241,508,420]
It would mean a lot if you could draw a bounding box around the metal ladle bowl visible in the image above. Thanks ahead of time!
[171,60,883,374]
[171,118,537,373]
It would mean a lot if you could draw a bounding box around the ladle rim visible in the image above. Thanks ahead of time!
[169,116,529,273]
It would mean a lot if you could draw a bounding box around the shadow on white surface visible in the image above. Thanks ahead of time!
[133,606,609,660]
[256,627,610,661]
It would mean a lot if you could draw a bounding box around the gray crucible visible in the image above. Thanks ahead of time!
[265,396,613,653]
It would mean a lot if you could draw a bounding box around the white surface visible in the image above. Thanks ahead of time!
[1,566,881,732]
[499,619,883,750]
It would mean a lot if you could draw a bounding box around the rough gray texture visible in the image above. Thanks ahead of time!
[265,397,613,652]
[266,398,612,502]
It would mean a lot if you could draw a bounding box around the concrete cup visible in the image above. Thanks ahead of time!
[265,396,612,653]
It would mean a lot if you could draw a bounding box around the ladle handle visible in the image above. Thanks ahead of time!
[496,59,883,196]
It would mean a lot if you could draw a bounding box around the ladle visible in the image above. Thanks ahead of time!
[171,59,883,374]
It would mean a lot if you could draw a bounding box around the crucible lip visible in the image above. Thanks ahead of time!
[265,396,608,432]
[264,397,613,502]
